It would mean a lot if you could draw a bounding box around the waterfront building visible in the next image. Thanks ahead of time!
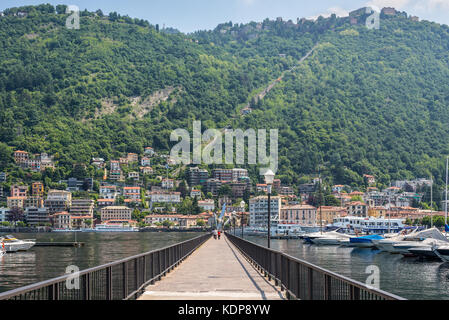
[316,206,347,225]
[45,190,72,215]
[206,179,222,196]
[144,147,155,156]
[69,199,95,217]
[123,187,141,204]
[99,185,117,199]
[190,189,202,198]
[363,174,376,185]
[128,172,139,180]
[59,177,93,191]
[232,168,248,181]
[91,157,105,168]
[100,206,132,222]
[31,182,44,197]
[346,201,368,217]
[0,207,9,222]
[188,167,209,188]
[25,196,44,208]
[14,150,29,163]
[198,199,215,211]
[141,157,151,166]
[368,206,388,218]
[11,185,28,197]
[249,195,281,227]
[140,166,153,175]
[25,207,49,226]
[256,184,268,193]
[51,212,71,229]
[280,204,317,226]
[230,181,248,198]
[161,178,174,189]
[148,191,181,203]
[218,196,233,209]
[0,172,6,182]
[97,199,116,207]
[278,186,295,196]
[213,169,233,181]
[127,153,138,163]
[7,196,26,209]
[109,160,123,181]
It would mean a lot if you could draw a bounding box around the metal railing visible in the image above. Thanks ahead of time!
[226,233,405,300]
[0,233,211,300]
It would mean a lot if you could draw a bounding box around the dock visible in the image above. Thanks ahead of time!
[34,242,85,247]
[139,235,284,300]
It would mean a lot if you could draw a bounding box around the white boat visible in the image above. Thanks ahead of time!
[390,228,449,255]
[331,216,406,234]
[81,224,139,232]
[311,230,353,245]
[372,228,439,253]
[396,238,448,257]
[272,224,306,238]
[0,235,36,252]
[0,243,5,257]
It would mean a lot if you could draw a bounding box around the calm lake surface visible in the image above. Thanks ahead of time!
[1,232,449,299]
[244,235,449,300]
[0,232,203,294]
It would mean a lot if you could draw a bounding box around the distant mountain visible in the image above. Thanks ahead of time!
[1,4,449,192]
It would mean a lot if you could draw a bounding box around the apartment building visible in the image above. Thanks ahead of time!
[100,206,132,222]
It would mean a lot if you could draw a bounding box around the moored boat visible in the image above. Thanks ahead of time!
[0,235,35,252]
[349,234,384,248]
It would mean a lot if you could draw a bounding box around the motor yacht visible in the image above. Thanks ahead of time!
[0,235,36,252]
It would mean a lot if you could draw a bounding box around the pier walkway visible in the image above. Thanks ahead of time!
[139,235,284,300]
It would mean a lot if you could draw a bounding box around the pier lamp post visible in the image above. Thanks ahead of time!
[264,169,275,248]
[240,200,245,238]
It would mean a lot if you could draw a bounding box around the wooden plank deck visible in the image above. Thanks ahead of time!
[139,236,285,300]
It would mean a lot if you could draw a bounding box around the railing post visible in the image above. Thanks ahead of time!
[324,274,331,300]
[123,262,128,299]
[106,266,112,300]
[84,274,90,300]
[135,258,139,295]
[48,283,59,300]
[142,256,147,284]
[350,286,360,300]
[308,268,313,300]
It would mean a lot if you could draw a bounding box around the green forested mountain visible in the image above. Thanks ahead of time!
[1,4,449,191]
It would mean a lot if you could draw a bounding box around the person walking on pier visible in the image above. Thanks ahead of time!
[218,230,221,240]
[213,229,218,240]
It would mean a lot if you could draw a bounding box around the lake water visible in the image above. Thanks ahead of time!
[1,232,449,299]
[0,232,202,294]
[244,235,449,300]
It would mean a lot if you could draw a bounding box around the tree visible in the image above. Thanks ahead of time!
[162,220,174,228]
[56,4,67,14]
[218,184,231,197]
[8,207,25,225]
[325,194,340,206]
[196,219,205,227]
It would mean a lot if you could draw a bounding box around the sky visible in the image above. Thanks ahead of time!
[1,0,449,33]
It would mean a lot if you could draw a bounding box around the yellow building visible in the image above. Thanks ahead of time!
[317,206,347,225]
[368,206,388,218]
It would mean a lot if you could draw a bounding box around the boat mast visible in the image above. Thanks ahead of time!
[319,167,323,234]
[388,189,391,233]
[430,176,433,228]
[444,156,449,233]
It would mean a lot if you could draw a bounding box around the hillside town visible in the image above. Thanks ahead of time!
[0,147,444,231]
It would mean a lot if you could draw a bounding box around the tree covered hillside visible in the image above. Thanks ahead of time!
[1,4,449,191]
